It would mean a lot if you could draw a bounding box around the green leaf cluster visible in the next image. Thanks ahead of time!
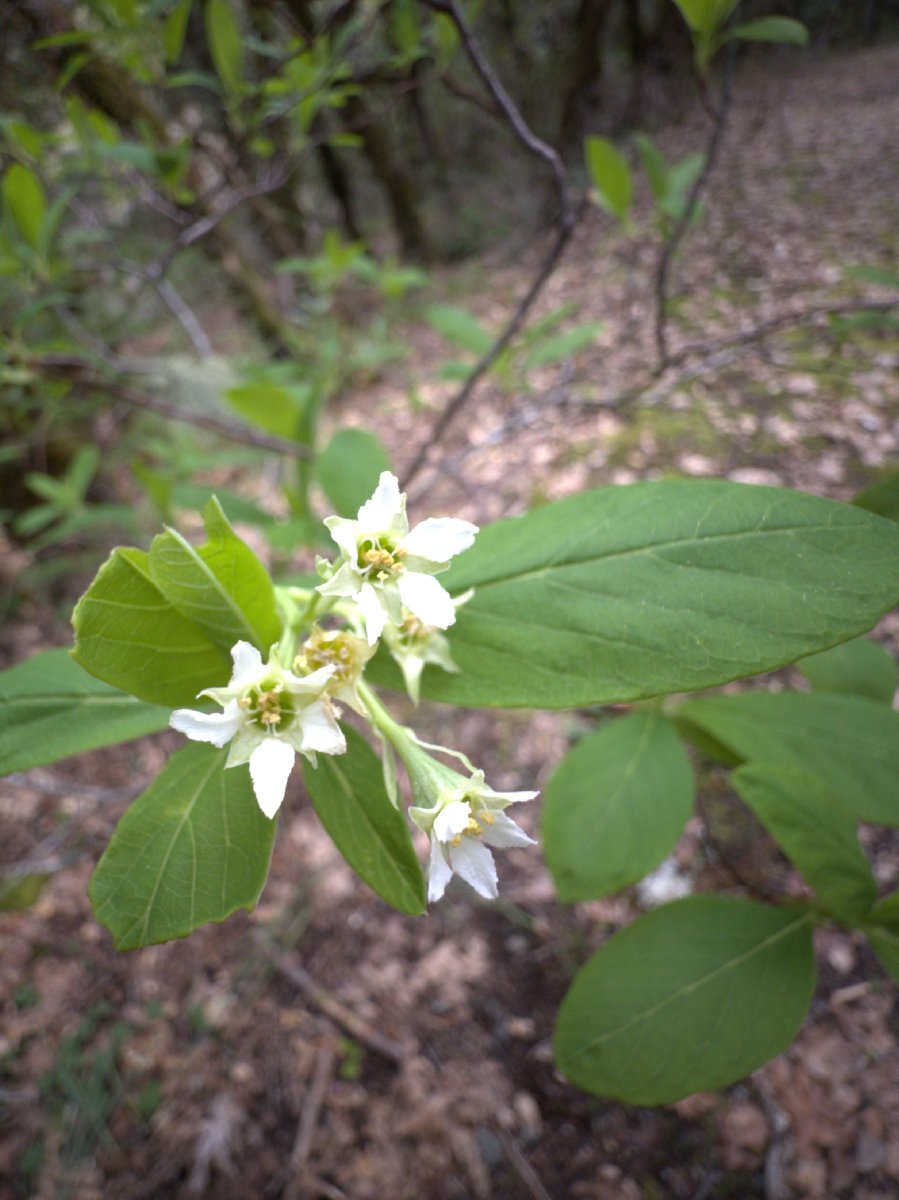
[72,497,279,706]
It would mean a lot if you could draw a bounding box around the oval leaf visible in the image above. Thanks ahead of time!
[555,896,815,1104]
[89,743,275,949]
[303,725,426,915]
[796,637,897,705]
[148,497,281,654]
[2,163,46,252]
[854,471,899,524]
[732,762,876,926]
[368,480,899,709]
[677,691,899,827]
[585,136,633,222]
[72,546,231,707]
[205,0,243,93]
[725,17,808,46]
[315,427,392,518]
[425,305,493,357]
[542,711,693,901]
[863,892,899,982]
[0,649,170,776]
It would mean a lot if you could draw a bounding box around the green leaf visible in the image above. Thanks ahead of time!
[677,691,899,827]
[542,711,693,902]
[72,546,231,707]
[224,381,308,441]
[863,891,899,981]
[584,136,633,222]
[425,305,493,357]
[89,743,275,949]
[0,649,170,775]
[732,763,876,925]
[796,637,897,705]
[865,927,899,983]
[367,480,899,709]
[634,133,668,207]
[670,0,738,34]
[854,471,899,524]
[163,0,193,65]
[315,428,391,517]
[148,497,281,654]
[2,163,46,252]
[523,321,603,369]
[0,872,50,912]
[554,896,815,1104]
[205,0,243,93]
[663,152,706,221]
[303,725,426,915]
[724,17,808,46]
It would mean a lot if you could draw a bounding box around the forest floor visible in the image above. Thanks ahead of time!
[3,38,899,1200]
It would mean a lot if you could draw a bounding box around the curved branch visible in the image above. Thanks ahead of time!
[654,56,735,370]
[420,0,571,223]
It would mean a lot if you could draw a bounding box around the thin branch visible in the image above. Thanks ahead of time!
[255,933,412,1064]
[654,55,735,370]
[27,356,314,459]
[421,0,570,222]
[400,206,582,489]
[284,1044,337,1200]
[401,0,581,489]
[101,382,315,460]
[154,277,215,358]
[666,295,899,367]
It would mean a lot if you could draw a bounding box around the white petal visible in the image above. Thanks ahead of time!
[292,700,347,756]
[285,664,335,696]
[433,799,473,842]
[487,789,539,807]
[358,582,388,644]
[357,472,407,535]
[403,517,478,565]
[249,737,296,818]
[229,641,264,688]
[170,700,243,747]
[481,811,536,849]
[398,572,456,630]
[449,838,498,899]
[324,515,363,560]
[427,836,453,902]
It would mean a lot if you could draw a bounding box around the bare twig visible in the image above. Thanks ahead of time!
[654,55,735,369]
[401,207,582,490]
[284,1044,337,1200]
[497,1132,554,1200]
[153,278,215,359]
[666,295,899,367]
[400,0,581,489]
[255,933,412,1064]
[27,356,314,460]
[420,0,570,221]
[101,382,315,460]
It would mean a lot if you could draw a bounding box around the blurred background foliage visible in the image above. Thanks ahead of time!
[2,0,898,608]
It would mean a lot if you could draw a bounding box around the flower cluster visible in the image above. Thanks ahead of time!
[170,472,536,901]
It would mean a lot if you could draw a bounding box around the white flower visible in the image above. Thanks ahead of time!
[316,472,478,644]
[170,641,346,818]
[294,625,375,712]
[409,766,537,902]
[382,612,460,704]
